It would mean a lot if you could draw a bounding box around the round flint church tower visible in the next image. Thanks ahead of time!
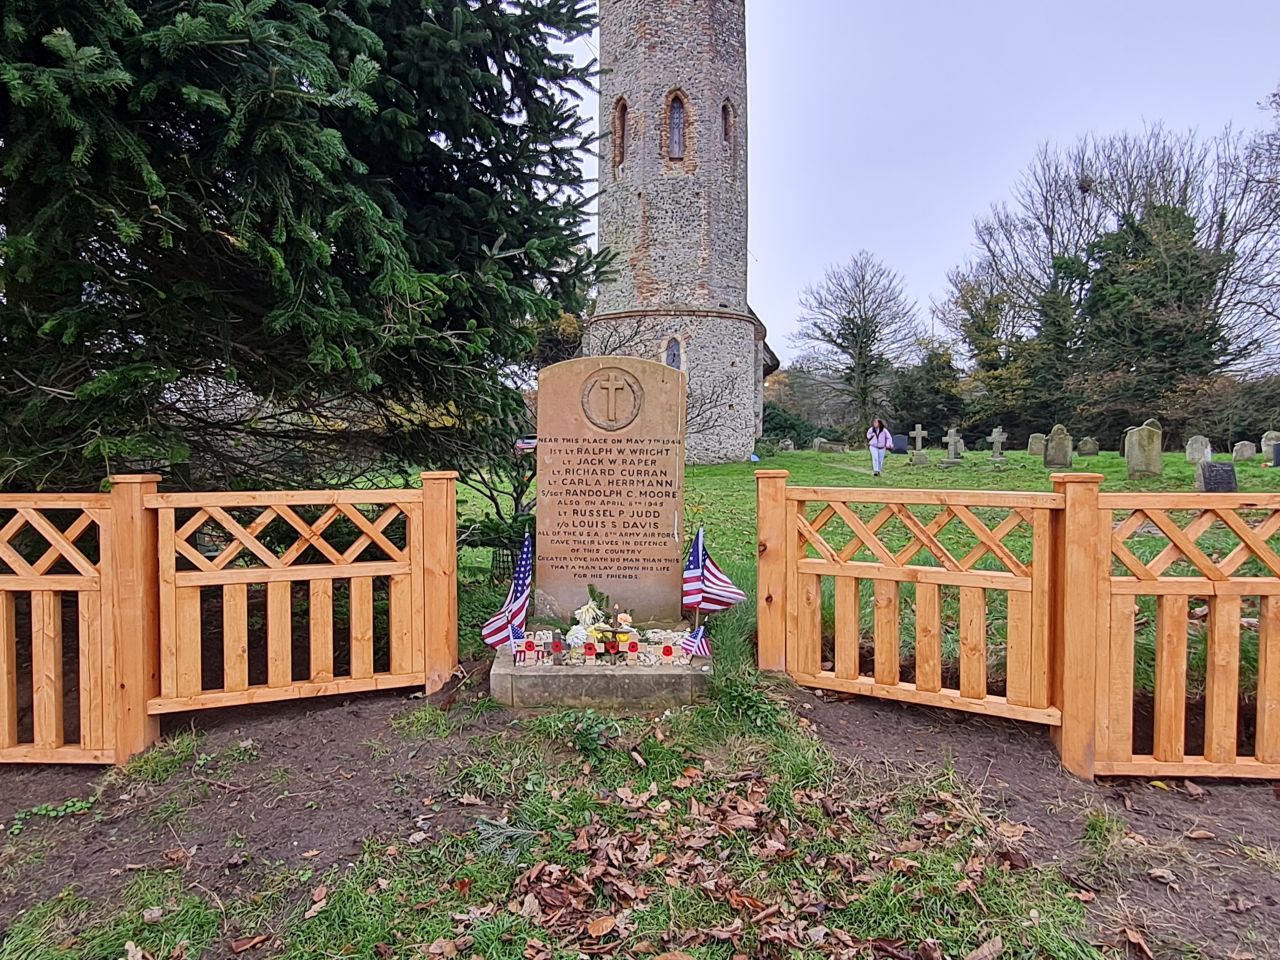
[588,0,774,464]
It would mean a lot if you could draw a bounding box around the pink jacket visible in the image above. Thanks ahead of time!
[867,427,893,450]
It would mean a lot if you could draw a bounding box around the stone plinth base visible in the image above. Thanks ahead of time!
[490,649,712,709]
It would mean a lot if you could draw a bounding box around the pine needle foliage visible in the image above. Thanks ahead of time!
[1,0,601,489]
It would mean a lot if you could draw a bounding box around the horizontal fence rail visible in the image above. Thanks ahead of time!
[758,470,1280,781]
[0,474,458,766]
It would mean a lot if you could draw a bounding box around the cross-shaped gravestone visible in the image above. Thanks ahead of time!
[941,427,963,466]
[987,426,1007,460]
[908,424,929,466]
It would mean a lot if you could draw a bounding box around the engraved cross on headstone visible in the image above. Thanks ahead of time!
[943,427,963,460]
[910,423,928,451]
[597,373,629,423]
[987,425,1007,459]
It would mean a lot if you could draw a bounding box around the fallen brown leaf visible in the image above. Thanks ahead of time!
[586,915,617,938]
[1184,780,1208,799]
[229,935,269,954]
[1185,829,1216,840]
[918,941,944,960]
[1120,927,1155,959]
[964,936,1003,960]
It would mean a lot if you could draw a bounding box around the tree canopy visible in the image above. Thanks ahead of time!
[1,0,599,489]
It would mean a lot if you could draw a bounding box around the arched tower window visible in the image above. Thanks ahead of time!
[667,92,687,161]
[612,98,628,172]
[664,337,683,371]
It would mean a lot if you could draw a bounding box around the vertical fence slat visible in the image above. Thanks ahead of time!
[915,582,942,693]
[175,586,202,698]
[756,471,789,673]
[309,580,334,682]
[350,576,374,680]
[959,587,986,700]
[1204,595,1241,764]
[785,498,801,677]
[78,592,101,750]
[1257,596,1280,764]
[0,592,17,747]
[834,577,859,680]
[31,591,63,749]
[1153,595,1188,763]
[1005,590,1032,706]
[406,502,427,677]
[1029,507,1053,709]
[223,584,249,693]
[389,574,412,675]
[873,580,900,686]
[267,581,291,688]
[158,508,178,700]
[797,574,822,677]
[1105,595,1136,763]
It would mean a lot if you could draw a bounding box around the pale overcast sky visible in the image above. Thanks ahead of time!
[574,1,1280,363]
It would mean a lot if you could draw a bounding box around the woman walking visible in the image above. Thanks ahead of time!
[866,418,893,477]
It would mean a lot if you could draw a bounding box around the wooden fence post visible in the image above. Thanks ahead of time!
[421,472,458,693]
[106,474,162,763]
[1050,472,1106,780]
[756,470,789,673]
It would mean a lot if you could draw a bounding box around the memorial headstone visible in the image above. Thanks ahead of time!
[1027,433,1046,457]
[535,357,685,623]
[892,434,910,455]
[1262,431,1280,463]
[816,440,848,454]
[1125,418,1164,479]
[1233,441,1256,461]
[1196,461,1238,493]
[941,428,964,467]
[811,437,828,452]
[987,426,1008,462]
[1043,424,1074,469]
[1077,437,1100,457]
[1185,435,1212,464]
[909,424,929,466]
[778,438,795,452]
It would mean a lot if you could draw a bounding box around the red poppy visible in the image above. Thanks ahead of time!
[524,639,536,652]
[627,641,639,653]
[584,642,597,656]
[662,645,674,657]
[551,639,564,653]
[605,639,619,655]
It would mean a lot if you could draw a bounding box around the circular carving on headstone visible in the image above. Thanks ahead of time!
[581,367,644,432]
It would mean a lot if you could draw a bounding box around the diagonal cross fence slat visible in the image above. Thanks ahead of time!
[758,471,1280,781]
[0,474,458,766]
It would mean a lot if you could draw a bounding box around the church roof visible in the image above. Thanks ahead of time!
[748,306,781,377]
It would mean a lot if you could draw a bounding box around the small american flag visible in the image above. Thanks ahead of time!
[682,527,747,612]
[682,624,711,658]
[481,533,533,652]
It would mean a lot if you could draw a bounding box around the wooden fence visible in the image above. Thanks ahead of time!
[0,474,457,765]
[758,470,1280,781]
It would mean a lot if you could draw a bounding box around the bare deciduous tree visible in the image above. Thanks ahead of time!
[792,251,921,428]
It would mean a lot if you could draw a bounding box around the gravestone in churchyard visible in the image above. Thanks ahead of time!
[987,426,1008,462]
[909,424,930,466]
[1027,433,1046,457]
[892,434,909,455]
[816,440,848,454]
[1043,424,1074,469]
[940,428,964,467]
[1196,461,1238,493]
[778,438,795,452]
[535,357,685,623]
[1125,419,1164,479]
[1233,441,1256,461]
[1185,435,1213,464]
[1077,437,1100,457]
[1263,431,1280,463]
